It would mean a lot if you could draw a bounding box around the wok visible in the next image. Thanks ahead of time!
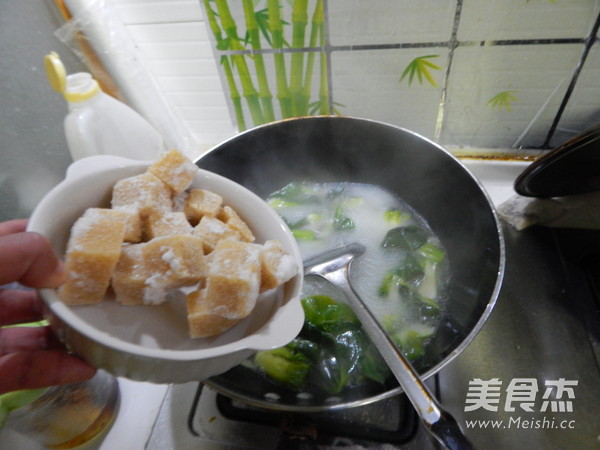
[196,116,505,412]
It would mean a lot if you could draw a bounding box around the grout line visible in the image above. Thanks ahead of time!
[434,0,463,142]
[541,10,600,148]
[323,0,335,115]
[512,75,569,149]
[193,1,598,149]
[213,37,587,57]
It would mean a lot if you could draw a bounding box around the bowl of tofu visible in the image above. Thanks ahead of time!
[27,150,304,383]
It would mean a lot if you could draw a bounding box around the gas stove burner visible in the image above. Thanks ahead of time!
[189,383,420,448]
[108,162,600,450]
[216,390,418,445]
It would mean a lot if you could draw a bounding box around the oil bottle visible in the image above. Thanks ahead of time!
[45,52,164,161]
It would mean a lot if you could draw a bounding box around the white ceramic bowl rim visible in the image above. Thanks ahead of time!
[28,155,304,362]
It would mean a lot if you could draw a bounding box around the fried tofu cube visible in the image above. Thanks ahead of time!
[184,189,223,224]
[82,207,142,243]
[199,239,261,319]
[259,240,298,292]
[218,205,255,242]
[148,149,198,195]
[58,210,126,305]
[191,216,240,253]
[111,172,172,218]
[145,212,193,240]
[142,235,206,289]
[111,244,167,306]
[186,290,240,338]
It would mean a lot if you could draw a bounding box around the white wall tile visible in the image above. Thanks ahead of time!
[110,0,235,149]
[331,49,447,140]
[553,43,600,146]
[136,41,214,59]
[106,0,600,151]
[459,0,600,41]
[328,0,457,46]
[146,59,218,77]
[441,44,583,148]
[113,0,203,24]
[126,22,206,43]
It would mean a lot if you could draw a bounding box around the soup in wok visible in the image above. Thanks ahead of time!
[245,181,449,396]
[197,116,504,411]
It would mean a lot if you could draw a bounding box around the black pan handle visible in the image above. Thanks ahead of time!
[275,433,319,450]
[275,414,320,450]
[429,412,475,450]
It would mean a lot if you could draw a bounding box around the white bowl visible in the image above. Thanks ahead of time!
[27,155,304,384]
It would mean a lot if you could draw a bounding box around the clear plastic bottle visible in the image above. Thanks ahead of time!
[4,370,119,448]
[45,52,165,161]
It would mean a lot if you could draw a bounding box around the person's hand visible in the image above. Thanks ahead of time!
[0,219,96,394]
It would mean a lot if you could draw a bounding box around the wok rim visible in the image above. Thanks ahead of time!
[198,115,506,412]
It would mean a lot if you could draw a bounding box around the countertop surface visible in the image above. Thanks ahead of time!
[11,159,599,450]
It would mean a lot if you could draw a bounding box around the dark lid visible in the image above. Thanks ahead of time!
[514,124,600,198]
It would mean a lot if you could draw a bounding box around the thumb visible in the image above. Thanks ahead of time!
[0,232,67,288]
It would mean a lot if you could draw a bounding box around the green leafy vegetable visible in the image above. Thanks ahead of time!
[292,229,318,240]
[384,209,410,225]
[382,316,435,362]
[256,180,449,394]
[378,254,425,298]
[254,346,311,390]
[417,242,445,264]
[398,285,440,318]
[395,253,425,283]
[255,295,391,394]
[333,206,354,230]
[301,295,358,329]
[418,296,441,317]
[268,198,299,209]
[358,334,391,384]
[378,273,401,297]
[397,330,427,360]
[381,226,429,250]
[268,181,320,204]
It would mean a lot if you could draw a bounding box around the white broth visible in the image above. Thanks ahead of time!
[269,182,449,340]
[250,181,450,394]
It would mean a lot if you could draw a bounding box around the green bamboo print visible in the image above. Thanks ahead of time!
[215,0,265,126]
[290,0,309,116]
[302,0,324,116]
[314,0,329,115]
[242,0,275,122]
[203,0,246,129]
[268,0,293,118]
[400,55,442,87]
[222,56,247,130]
[487,90,519,111]
[204,0,332,127]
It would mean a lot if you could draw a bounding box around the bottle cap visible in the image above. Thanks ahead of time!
[45,52,100,102]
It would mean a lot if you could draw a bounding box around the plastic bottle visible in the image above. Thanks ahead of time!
[44,52,164,161]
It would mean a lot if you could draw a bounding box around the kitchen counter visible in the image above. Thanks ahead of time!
[143,158,600,450]
[0,159,527,449]
[10,159,600,449]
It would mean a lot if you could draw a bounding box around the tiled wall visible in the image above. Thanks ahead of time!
[109,0,600,153]
[110,0,234,152]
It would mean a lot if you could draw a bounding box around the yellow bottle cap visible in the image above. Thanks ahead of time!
[44,52,100,102]
[45,52,66,94]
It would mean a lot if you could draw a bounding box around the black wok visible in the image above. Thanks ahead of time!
[196,116,505,412]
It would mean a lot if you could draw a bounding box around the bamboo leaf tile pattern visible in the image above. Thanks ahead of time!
[113,0,600,151]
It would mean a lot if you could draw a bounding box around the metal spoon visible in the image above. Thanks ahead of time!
[303,243,474,450]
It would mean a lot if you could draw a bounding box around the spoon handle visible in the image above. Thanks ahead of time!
[316,266,474,450]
